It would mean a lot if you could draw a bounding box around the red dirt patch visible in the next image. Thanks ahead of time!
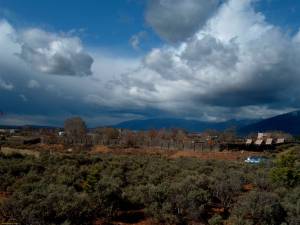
[90,145,111,154]
[242,183,254,192]
[89,147,267,162]
[0,192,11,204]
[95,219,153,225]
[168,150,265,161]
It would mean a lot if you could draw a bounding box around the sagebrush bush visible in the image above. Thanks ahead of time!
[0,150,299,225]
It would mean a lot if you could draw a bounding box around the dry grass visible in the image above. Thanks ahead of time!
[169,150,265,161]
[36,143,65,152]
[0,147,40,157]
[89,146,266,162]
[1,143,267,162]
[90,145,111,154]
[95,220,154,225]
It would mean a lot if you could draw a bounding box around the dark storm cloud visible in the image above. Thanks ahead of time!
[146,0,221,42]
[181,35,239,69]
[195,48,300,108]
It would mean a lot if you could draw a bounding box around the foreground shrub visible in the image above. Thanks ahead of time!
[208,215,223,225]
[270,149,300,187]
[3,184,96,225]
[0,152,299,224]
[282,187,300,225]
[229,191,285,225]
[143,176,211,224]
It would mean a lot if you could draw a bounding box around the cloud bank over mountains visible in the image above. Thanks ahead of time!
[1,0,300,125]
[116,0,300,120]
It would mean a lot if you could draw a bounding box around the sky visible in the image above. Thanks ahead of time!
[0,0,300,126]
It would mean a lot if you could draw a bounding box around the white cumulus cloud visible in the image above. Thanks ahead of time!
[27,79,40,89]
[0,77,14,90]
[111,0,300,120]
[19,28,93,76]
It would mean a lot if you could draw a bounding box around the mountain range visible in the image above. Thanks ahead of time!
[238,111,300,135]
[114,118,256,132]
[114,110,300,135]
[1,110,300,136]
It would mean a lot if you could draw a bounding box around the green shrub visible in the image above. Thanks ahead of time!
[208,215,223,225]
[1,152,296,225]
[282,187,300,225]
[229,191,285,225]
[270,150,300,187]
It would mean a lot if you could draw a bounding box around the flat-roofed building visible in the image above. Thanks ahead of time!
[257,133,264,139]
[257,132,271,139]
[246,139,252,145]
[255,139,263,146]
[276,138,285,144]
[266,138,273,145]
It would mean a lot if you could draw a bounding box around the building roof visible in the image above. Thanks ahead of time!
[257,133,264,139]
[266,138,273,145]
[246,139,252,145]
[255,139,263,145]
[276,138,285,144]
[257,132,271,139]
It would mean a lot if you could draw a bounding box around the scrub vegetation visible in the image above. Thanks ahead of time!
[0,148,299,225]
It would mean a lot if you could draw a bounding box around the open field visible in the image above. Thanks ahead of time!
[1,144,268,162]
[90,145,267,162]
[0,147,40,157]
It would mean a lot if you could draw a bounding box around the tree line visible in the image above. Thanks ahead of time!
[44,117,238,150]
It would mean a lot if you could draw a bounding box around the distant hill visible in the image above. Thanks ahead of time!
[0,125,58,129]
[0,125,20,129]
[114,118,256,132]
[239,111,300,135]
[5,110,300,135]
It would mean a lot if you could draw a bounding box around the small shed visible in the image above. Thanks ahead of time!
[276,138,285,144]
[0,129,6,133]
[246,139,252,145]
[255,139,263,146]
[257,133,264,139]
[58,131,65,137]
[266,138,273,145]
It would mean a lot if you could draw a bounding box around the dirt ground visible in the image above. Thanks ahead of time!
[0,192,10,203]
[90,145,266,162]
[169,150,265,161]
[95,219,153,225]
[0,147,40,157]
[1,144,267,162]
